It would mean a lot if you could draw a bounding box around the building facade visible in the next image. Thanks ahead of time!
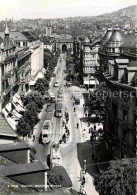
[0,21,44,130]
[56,38,73,53]
[98,26,137,159]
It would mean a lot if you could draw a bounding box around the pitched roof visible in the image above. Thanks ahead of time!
[0,162,48,177]
[27,188,79,195]
[121,34,137,48]
[128,61,137,67]
[0,142,30,152]
[109,29,123,42]
[102,27,113,41]
[22,31,38,42]
[84,37,90,43]
[0,32,28,41]
[0,114,17,137]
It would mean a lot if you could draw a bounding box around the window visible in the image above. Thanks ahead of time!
[134,114,137,126]
[123,109,128,121]
[21,84,23,91]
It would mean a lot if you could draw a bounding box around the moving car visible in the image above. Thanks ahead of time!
[50,147,62,168]
[54,80,59,87]
[42,122,51,144]
[50,93,56,103]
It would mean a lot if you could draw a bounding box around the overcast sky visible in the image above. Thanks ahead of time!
[0,0,136,20]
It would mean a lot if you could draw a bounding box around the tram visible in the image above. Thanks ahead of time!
[55,102,62,117]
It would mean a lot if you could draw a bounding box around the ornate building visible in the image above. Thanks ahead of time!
[98,26,137,159]
[0,20,44,130]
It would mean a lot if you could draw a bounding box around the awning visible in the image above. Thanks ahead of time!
[29,80,36,86]
[15,104,24,112]
[5,103,12,113]
[12,93,24,107]
[12,109,22,118]
[35,72,44,80]
[2,108,9,117]
[12,95,19,105]
[42,67,46,73]
[29,71,44,86]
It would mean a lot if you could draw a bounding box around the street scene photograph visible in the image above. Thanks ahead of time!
[0,0,136,194]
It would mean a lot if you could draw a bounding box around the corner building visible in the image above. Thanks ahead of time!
[98,26,137,159]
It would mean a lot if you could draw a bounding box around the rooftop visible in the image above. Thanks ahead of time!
[115,59,129,64]
[0,114,17,137]
[0,162,48,177]
[0,142,30,152]
[0,32,28,41]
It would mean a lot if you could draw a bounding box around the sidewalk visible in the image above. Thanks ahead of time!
[60,86,98,195]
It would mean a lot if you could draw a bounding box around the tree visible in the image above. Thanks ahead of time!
[34,78,49,93]
[94,158,136,195]
[16,117,32,139]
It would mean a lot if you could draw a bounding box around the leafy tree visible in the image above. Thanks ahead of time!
[34,78,49,93]
[16,117,32,139]
[22,92,45,108]
[94,158,136,195]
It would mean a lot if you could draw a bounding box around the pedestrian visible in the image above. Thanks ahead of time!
[33,135,35,142]
[94,124,96,130]
[77,123,79,129]
[89,128,91,134]
[82,176,85,185]
[62,120,65,127]
[74,107,76,112]
[85,113,87,117]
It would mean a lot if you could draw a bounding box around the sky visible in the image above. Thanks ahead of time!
[0,0,136,20]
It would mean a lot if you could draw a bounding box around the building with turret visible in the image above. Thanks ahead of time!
[98,26,137,159]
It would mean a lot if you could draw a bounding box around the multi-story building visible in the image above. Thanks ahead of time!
[40,36,56,53]
[98,26,137,159]
[0,30,44,83]
[78,37,100,88]
[0,21,44,130]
